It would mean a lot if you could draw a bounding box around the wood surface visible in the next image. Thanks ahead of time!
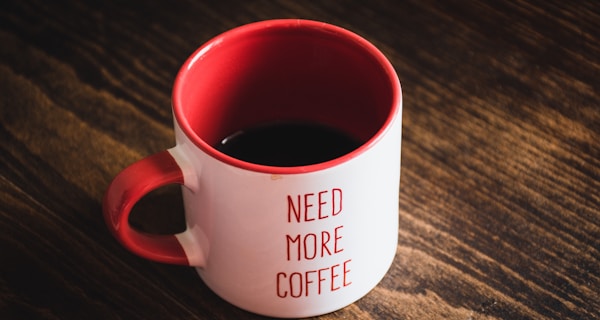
[1,0,598,319]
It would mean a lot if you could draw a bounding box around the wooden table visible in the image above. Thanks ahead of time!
[1,1,598,319]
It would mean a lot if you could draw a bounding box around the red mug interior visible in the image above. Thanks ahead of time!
[173,20,399,172]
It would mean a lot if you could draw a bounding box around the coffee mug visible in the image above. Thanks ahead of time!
[103,19,402,318]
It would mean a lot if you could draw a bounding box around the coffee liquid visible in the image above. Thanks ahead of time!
[215,122,362,166]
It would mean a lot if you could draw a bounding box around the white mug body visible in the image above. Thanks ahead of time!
[170,111,401,317]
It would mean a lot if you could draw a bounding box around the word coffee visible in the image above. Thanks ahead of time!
[276,188,352,298]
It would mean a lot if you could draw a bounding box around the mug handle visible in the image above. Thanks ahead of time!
[103,149,194,266]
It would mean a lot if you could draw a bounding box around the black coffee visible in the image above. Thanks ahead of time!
[215,122,362,166]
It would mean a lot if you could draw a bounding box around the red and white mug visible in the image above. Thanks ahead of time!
[103,19,402,318]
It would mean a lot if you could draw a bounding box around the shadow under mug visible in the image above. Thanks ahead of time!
[104,19,402,318]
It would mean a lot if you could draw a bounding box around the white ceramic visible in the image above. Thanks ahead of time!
[104,19,402,318]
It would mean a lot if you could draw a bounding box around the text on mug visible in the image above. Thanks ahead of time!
[277,188,352,298]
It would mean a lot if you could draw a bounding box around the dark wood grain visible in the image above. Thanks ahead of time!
[1,0,598,319]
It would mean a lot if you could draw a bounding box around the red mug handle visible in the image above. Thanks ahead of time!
[103,150,191,265]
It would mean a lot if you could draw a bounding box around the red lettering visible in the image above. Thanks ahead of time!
[287,195,301,223]
[317,267,328,294]
[334,225,344,254]
[286,225,343,261]
[303,233,317,260]
[318,190,328,219]
[305,270,315,296]
[304,193,315,221]
[332,188,342,216]
[289,272,303,298]
[286,234,301,261]
[276,262,353,298]
[343,259,352,287]
[276,272,287,298]
[287,189,344,223]
[321,230,332,257]
[330,263,340,291]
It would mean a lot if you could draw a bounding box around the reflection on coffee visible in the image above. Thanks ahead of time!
[215,122,362,166]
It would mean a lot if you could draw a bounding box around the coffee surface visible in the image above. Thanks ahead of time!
[215,122,362,166]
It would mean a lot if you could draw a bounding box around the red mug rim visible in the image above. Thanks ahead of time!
[172,19,402,174]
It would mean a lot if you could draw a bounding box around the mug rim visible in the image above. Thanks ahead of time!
[172,19,402,174]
